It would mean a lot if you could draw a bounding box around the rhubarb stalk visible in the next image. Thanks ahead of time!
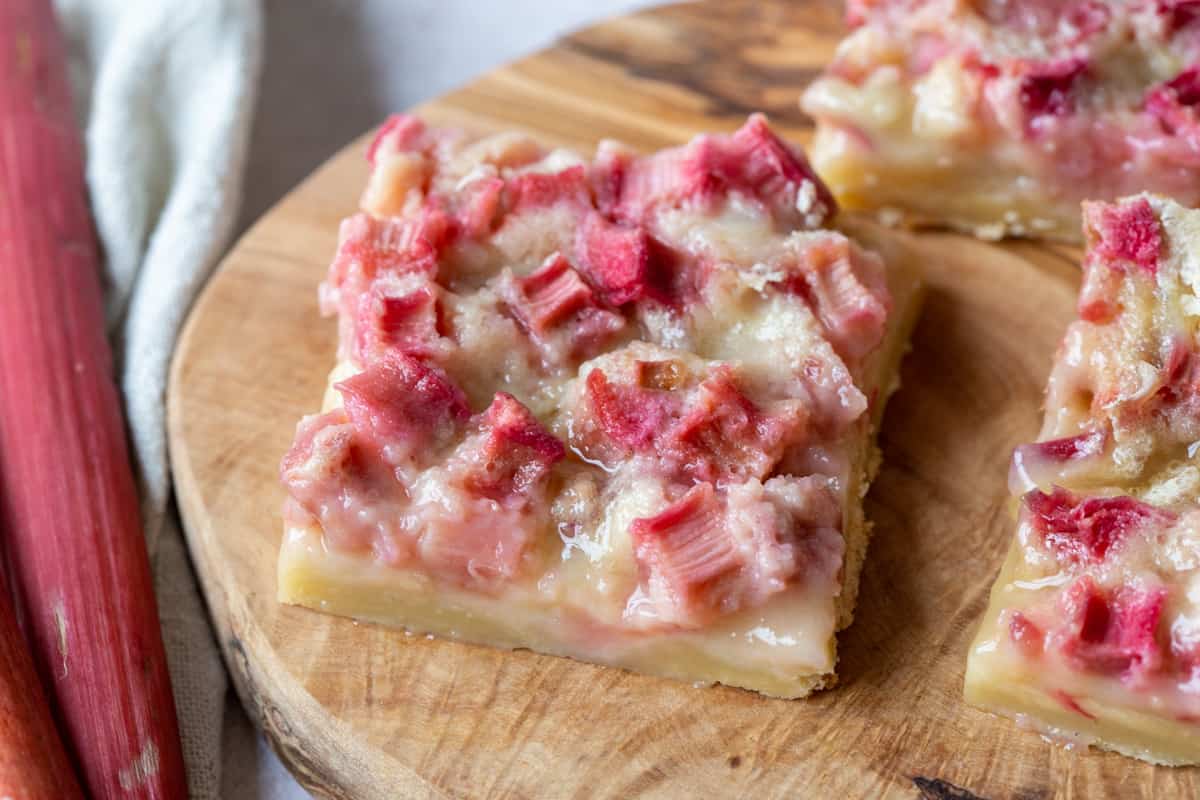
[0,566,84,799]
[0,3,188,799]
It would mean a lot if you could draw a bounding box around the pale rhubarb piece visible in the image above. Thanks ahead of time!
[0,572,84,800]
[967,195,1200,764]
[279,113,923,697]
[0,2,187,797]
[802,0,1200,242]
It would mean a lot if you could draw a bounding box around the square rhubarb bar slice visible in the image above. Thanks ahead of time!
[967,195,1200,762]
[277,113,923,697]
[802,0,1200,241]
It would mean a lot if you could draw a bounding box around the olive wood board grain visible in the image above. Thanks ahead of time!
[167,1,1197,797]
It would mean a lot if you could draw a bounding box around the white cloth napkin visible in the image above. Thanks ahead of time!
[60,1,660,797]
[56,0,262,797]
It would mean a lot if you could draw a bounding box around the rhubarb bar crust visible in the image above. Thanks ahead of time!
[278,114,922,698]
[966,195,1200,764]
[802,0,1200,242]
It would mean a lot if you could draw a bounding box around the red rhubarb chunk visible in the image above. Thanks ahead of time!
[726,114,836,223]
[1084,198,1163,274]
[631,484,742,623]
[786,238,890,363]
[575,211,656,306]
[1023,487,1172,565]
[366,113,428,166]
[355,282,444,360]
[511,254,598,332]
[1056,577,1167,684]
[1008,428,1108,493]
[1018,58,1087,117]
[1160,0,1200,33]
[280,409,397,555]
[336,352,470,467]
[665,368,795,483]
[456,176,504,239]
[1147,67,1200,148]
[462,392,565,504]
[328,210,449,295]
[586,368,682,451]
[604,114,834,228]
[505,165,591,212]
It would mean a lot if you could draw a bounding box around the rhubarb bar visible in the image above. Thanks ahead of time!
[278,114,922,697]
[801,0,1200,242]
[967,195,1200,763]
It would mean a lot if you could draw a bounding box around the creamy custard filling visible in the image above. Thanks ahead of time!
[278,114,922,697]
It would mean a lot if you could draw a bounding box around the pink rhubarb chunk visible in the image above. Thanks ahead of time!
[1054,576,1167,685]
[1023,487,1173,565]
[461,392,566,504]
[602,114,835,228]
[664,368,797,483]
[354,280,445,360]
[505,165,591,212]
[1018,58,1088,118]
[574,211,656,306]
[786,236,891,363]
[586,368,683,452]
[631,484,745,625]
[336,352,470,467]
[1008,428,1108,494]
[1083,198,1163,275]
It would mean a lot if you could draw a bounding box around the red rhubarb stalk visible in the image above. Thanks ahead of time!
[0,3,188,798]
[0,568,84,799]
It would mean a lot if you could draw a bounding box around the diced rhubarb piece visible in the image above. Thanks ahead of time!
[280,409,408,559]
[336,353,470,467]
[1053,577,1167,684]
[1147,67,1200,152]
[503,254,628,363]
[416,394,563,584]
[785,236,891,363]
[461,392,565,504]
[509,254,597,333]
[417,503,535,584]
[665,367,797,483]
[1083,198,1163,274]
[354,280,445,360]
[324,211,448,309]
[630,484,743,626]
[795,353,869,436]
[367,113,429,167]
[605,114,835,228]
[574,212,656,306]
[1160,0,1200,34]
[585,368,683,452]
[1022,487,1173,565]
[1018,58,1088,118]
[505,165,591,212]
[727,114,836,225]
[455,176,504,239]
[1008,428,1108,494]
[630,477,837,628]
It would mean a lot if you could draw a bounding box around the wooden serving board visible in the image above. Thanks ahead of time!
[167,1,1200,797]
